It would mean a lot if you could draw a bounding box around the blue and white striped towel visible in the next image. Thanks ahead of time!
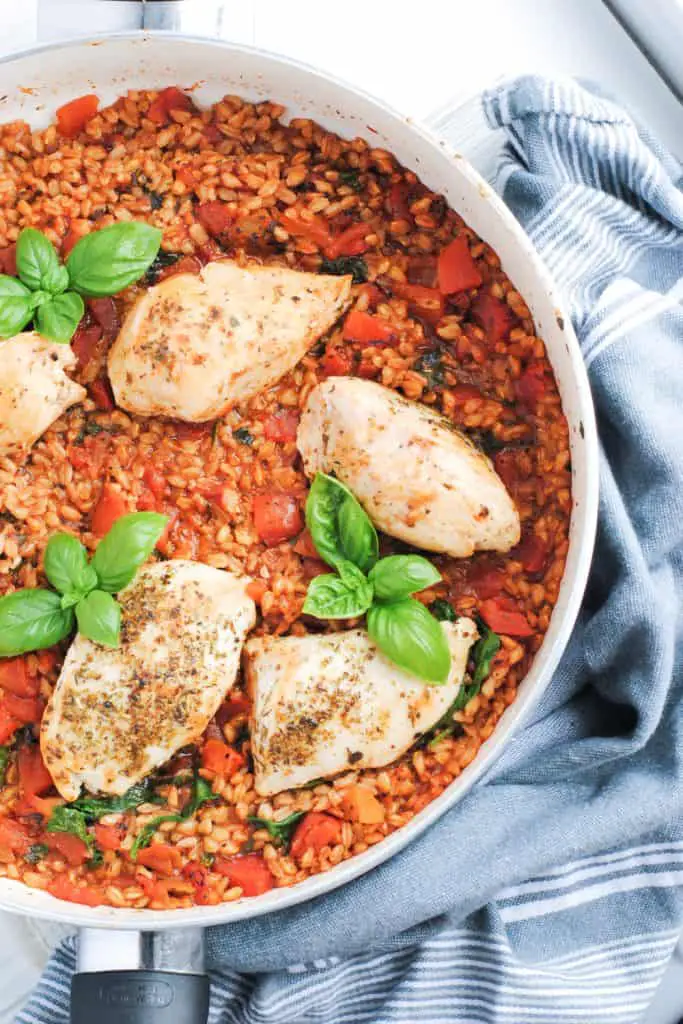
[17,76,683,1024]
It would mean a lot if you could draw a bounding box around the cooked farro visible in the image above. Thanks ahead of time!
[0,86,570,909]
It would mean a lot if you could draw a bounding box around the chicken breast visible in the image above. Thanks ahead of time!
[245,618,478,796]
[0,332,85,456]
[108,260,352,421]
[298,377,520,557]
[41,561,256,801]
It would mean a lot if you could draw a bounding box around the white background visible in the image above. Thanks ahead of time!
[0,1,682,1021]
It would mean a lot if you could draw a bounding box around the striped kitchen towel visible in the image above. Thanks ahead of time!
[17,77,683,1024]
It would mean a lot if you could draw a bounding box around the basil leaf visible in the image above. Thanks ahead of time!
[319,255,368,283]
[47,806,92,850]
[182,773,214,819]
[29,290,51,311]
[91,511,168,593]
[75,590,121,647]
[367,598,451,684]
[302,561,373,619]
[0,589,74,657]
[471,625,501,688]
[25,843,49,864]
[429,599,456,622]
[35,291,84,343]
[305,472,378,572]
[71,779,161,821]
[67,222,163,297]
[130,814,182,860]
[369,555,441,602]
[248,811,305,850]
[0,275,33,338]
[16,228,66,294]
[0,746,10,786]
[44,533,96,597]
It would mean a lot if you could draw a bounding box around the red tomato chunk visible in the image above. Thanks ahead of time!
[253,494,303,546]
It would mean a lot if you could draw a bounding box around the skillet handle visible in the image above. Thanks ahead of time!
[71,928,210,1024]
[71,970,209,1024]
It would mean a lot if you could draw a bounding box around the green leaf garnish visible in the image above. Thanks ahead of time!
[429,599,456,622]
[369,555,441,603]
[247,811,306,851]
[91,512,168,594]
[34,291,85,344]
[66,222,162,297]
[305,472,378,573]
[75,589,121,647]
[367,599,451,684]
[47,806,93,850]
[303,560,373,619]
[0,275,33,338]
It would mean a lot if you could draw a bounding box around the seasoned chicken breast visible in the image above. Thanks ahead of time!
[108,260,352,422]
[41,561,256,801]
[245,618,478,796]
[298,378,520,557]
[0,332,85,456]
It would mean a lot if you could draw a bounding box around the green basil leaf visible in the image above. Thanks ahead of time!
[91,511,168,593]
[247,811,305,850]
[70,779,161,821]
[0,275,33,338]
[302,561,373,619]
[29,290,51,311]
[369,555,441,602]
[305,472,378,572]
[35,291,84,343]
[67,222,163,297]
[75,590,121,647]
[367,598,451,684]
[44,533,96,596]
[471,625,501,688]
[130,814,182,860]
[0,746,10,786]
[182,773,215,819]
[25,843,49,864]
[47,806,92,850]
[429,599,456,622]
[16,228,66,294]
[0,589,74,657]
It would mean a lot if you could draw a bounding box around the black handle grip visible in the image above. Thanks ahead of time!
[71,970,209,1024]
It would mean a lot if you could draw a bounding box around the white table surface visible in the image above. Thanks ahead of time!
[1,1,682,1021]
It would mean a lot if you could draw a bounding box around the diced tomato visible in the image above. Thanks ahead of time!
[290,812,343,859]
[200,739,244,777]
[47,876,104,906]
[277,211,333,250]
[27,795,64,818]
[516,363,547,407]
[91,486,128,537]
[357,359,378,379]
[181,861,213,904]
[358,283,384,309]
[47,832,90,866]
[471,292,514,343]
[0,657,38,698]
[0,705,21,745]
[324,223,369,260]
[88,377,115,412]
[253,493,303,546]
[245,580,267,604]
[214,853,274,896]
[86,297,119,338]
[176,166,197,188]
[263,410,299,443]
[479,596,534,637]
[171,420,214,441]
[137,491,159,513]
[36,650,60,675]
[155,255,202,283]
[69,433,110,475]
[147,87,195,125]
[467,566,505,600]
[137,843,183,874]
[322,346,353,377]
[94,822,126,852]
[392,280,444,325]
[196,201,233,238]
[142,465,167,501]
[494,449,518,491]
[301,557,329,580]
[343,310,395,344]
[387,182,413,221]
[56,94,99,138]
[512,533,548,574]
[292,529,319,559]
[407,256,438,288]
[17,745,52,800]
[0,817,33,858]
[1,693,43,725]
[71,324,104,372]
[452,383,484,402]
[0,244,17,277]
[437,235,483,294]
[203,123,223,144]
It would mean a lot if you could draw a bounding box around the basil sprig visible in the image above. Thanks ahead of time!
[130,772,215,860]
[0,222,162,343]
[428,623,502,746]
[45,778,166,856]
[0,511,167,657]
[301,472,451,684]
